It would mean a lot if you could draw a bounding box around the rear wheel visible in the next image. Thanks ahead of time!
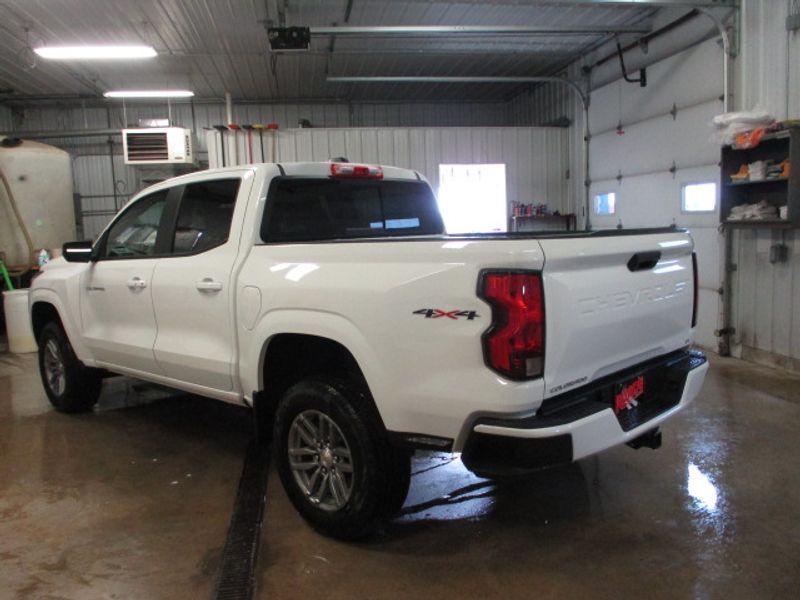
[381,446,412,516]
[38,322,102,413]
[273,377,410,539]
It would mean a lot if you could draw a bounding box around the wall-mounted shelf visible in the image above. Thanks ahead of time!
[724,178,788,188]
[720,127,799,226]
[510,213,577,232]
[721,220,797,229]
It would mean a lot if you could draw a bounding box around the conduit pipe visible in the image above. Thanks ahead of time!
[225,92,233,124]
[696,7,735,355]
[311,24,652,36]
[698,8,733,113]
[0,128,120,139]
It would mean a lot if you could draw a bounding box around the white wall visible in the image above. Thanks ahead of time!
[3,101,517,240]
[76,126,568,240]
[521,0,800,368]
[6,101,510,152]
[728,0,800,370]
[275,126,569,215]
[737,0,800,121]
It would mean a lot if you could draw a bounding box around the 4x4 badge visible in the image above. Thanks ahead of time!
[413,309,480,320]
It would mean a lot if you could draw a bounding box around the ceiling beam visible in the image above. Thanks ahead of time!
[310,24,652,36]
[518,0,735,6]
[329,76,572,83]
[327,76,589,105]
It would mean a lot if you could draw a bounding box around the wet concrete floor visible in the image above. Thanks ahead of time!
[1,351,799,599]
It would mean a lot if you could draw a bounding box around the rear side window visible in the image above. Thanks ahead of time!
[172,179,240,254]
[261,178,444,243]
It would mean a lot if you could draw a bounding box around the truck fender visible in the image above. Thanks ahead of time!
[240,309,385,407]
[28,288,94,366]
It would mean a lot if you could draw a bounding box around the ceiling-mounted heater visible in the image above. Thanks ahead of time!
[122,127,195,165]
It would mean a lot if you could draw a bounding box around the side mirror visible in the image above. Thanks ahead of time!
[62,241,96,263]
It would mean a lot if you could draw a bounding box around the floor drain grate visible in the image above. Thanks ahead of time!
[212,440,271,600]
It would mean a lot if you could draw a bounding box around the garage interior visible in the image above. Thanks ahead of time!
[1,0,799,598]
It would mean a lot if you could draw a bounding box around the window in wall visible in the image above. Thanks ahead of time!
[172,178,240,253]
[594,192,616,216]
[438,164,507,233]
[681,182,717,213]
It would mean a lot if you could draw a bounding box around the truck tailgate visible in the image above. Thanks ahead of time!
[538,231,695,398]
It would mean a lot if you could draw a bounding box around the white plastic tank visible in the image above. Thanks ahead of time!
[0,137,76,268]
[2,290,37,353]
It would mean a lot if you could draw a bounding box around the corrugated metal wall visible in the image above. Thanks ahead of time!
[32,124,567,241]
[731,229,800,371]
[4,101,513,239]
[71,155,140,240]
[274,126,569,213]
[738,0,800,121]
[507,82,573,128]
[0,106,12,131]
[9,101,509,153]
[728,0,800,370]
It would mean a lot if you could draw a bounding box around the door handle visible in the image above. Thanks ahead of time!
[126,276,147,290]
[196,277,223,292]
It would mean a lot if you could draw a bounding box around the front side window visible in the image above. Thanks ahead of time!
[172,179,240,254]
[103,190,168,258]
[262,178,444,243]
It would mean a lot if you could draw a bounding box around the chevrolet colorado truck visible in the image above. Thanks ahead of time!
[30,161,708,539]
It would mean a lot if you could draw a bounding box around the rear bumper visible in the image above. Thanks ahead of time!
[461,349,708,477]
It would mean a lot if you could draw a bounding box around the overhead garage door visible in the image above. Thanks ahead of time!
[588,39,725,350]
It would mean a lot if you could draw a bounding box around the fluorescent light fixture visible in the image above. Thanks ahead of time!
[104,90,195,99]
[34,45,157,60]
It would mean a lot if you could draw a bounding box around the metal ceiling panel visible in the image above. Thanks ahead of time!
[0,0,656,103]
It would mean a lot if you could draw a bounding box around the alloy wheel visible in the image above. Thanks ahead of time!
[288,409,354,511]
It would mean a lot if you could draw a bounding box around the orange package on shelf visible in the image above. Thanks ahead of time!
[733,127,766,150]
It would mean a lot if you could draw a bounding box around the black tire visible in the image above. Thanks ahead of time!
[273,376,406,540]
[380,446,412,517]
[38,321,102,413]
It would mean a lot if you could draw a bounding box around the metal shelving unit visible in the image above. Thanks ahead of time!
[718,127,799,356]
[720,127,799,228]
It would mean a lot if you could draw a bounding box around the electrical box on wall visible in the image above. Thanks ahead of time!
[122,127,195,165]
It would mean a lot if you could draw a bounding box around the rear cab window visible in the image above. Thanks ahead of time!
[261,178,444,243]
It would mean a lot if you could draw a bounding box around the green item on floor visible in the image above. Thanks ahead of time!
[0,258,14,291]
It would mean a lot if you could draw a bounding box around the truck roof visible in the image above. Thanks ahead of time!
[127,162,427,210]
[164,161,423,183]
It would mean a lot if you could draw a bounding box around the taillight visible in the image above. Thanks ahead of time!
[478,271,545,380]
[329,162,383,179]
[691,252,698,328]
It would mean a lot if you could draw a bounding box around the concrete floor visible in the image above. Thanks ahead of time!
[1,352,799,600]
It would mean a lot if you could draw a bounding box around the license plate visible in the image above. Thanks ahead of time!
[614,375,645,414]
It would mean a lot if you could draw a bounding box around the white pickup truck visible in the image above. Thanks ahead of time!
[30,161,708,539]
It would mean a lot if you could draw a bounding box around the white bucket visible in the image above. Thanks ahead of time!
[3,290,38,353]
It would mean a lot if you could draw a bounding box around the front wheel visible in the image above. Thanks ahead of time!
[38,321,102,413]
[273,377,409,540]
